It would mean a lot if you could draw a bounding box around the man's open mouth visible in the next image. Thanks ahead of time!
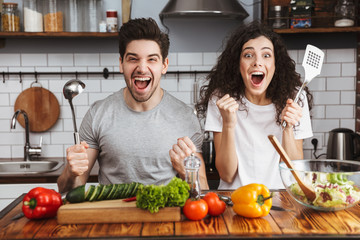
[251,72,264,85]
[134,77,151,89]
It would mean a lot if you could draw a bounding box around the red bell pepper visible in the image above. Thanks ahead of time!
[22,187,62,219]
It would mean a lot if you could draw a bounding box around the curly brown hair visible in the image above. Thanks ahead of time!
[196,21,313,125]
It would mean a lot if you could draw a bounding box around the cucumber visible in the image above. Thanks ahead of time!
[130,182,140,196]
[89,185,102,202]
[125,182,136,198]
[120,184,129,198]
[114,184,125,199]
[66,185,85,203]
[85,185,96,201]
[66,182,143,203]
[97,184,112,201]
[107,184,118,200]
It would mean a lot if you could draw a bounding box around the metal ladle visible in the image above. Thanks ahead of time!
[63,79,86,144]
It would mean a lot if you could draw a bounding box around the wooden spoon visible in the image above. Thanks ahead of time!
[268,135,316,202]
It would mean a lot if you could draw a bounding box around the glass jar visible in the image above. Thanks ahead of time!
[2,2,20,32]
[77,0,103,32]
[334,0,355,27]
[24,0,43,32]
[64,0,79,32]
[184,153,201,199]
[43,0,64,32]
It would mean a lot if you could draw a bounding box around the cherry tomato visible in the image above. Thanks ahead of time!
[182,198,208,221]
[203,192,226,216]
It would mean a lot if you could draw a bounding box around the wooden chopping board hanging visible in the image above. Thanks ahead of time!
[14,82,60,132]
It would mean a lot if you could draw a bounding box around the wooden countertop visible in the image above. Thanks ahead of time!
[1,190,360,239]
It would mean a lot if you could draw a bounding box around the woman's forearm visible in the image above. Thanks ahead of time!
[214,128,238,183]
[282,127,304,161]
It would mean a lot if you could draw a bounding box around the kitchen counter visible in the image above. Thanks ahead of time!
[1,190,360,239]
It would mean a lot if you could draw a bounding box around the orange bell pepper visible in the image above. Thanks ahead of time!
[231,183,272,218]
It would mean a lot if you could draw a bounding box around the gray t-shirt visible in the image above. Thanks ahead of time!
[79,88,203,186]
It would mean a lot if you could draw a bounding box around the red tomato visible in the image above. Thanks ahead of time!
[182,198,208,221]
[203,192,226,216]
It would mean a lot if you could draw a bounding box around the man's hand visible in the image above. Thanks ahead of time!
[169,136,196,179]
[66,141,89,176]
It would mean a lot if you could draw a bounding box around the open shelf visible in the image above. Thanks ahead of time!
[0,32,118,38]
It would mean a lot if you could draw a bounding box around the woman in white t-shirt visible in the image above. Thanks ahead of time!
[196,21,313,190]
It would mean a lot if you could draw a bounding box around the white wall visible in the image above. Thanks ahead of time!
[0,0,357,160]
[0,48,356,160]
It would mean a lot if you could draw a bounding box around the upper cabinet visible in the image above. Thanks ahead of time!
[262,0,360,34]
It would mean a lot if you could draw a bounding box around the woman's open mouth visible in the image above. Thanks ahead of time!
[250,72,264,86]
[134,77,151,90]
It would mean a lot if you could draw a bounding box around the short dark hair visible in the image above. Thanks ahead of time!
[118,18,170,62]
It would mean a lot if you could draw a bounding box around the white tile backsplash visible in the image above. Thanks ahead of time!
[342,63,357,76]
[21,54,47,66]
[74,54,100,66]
[327,77,355,90]
[0,49,357,160]
[326,49,355,63]
[48,54,74,66]
[178,53,202,66]
[0,54,20,67]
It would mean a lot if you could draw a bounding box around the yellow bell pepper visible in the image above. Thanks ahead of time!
[231,183,272,218]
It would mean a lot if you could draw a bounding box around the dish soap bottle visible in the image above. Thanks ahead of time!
[184,153,201,199]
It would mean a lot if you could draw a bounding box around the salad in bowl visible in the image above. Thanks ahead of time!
[279,159,360,211]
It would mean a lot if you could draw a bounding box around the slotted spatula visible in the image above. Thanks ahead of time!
[282,44,324,128]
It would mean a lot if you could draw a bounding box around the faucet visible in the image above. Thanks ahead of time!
[11,109,42,161]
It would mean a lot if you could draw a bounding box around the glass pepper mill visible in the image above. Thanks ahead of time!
[184,153,201,199]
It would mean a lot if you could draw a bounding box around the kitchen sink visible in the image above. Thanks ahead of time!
[0,158,64,175]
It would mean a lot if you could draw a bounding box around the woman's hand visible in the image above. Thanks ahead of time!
[216,94,239,129]
[281,99,303,128]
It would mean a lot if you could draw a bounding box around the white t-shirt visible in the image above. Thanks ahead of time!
[205,94,313,190]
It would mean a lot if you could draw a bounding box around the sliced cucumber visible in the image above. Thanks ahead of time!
[125,182,136,198]
[106,184,118,200]
[97,184,112,201]
[85,185,96,201]
[89,185,101,202]
[130,182,140,197]
[115,184,125,199]
[120,184,129,199]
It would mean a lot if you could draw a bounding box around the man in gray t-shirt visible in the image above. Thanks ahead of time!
[57,18,209,193]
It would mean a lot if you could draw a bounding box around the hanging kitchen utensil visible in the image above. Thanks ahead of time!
[268,135,316,202]
[14,81,60,132]
[282,44,324,128]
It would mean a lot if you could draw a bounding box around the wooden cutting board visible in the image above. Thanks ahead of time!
[57,199,181,224]
[14,85,60,132]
